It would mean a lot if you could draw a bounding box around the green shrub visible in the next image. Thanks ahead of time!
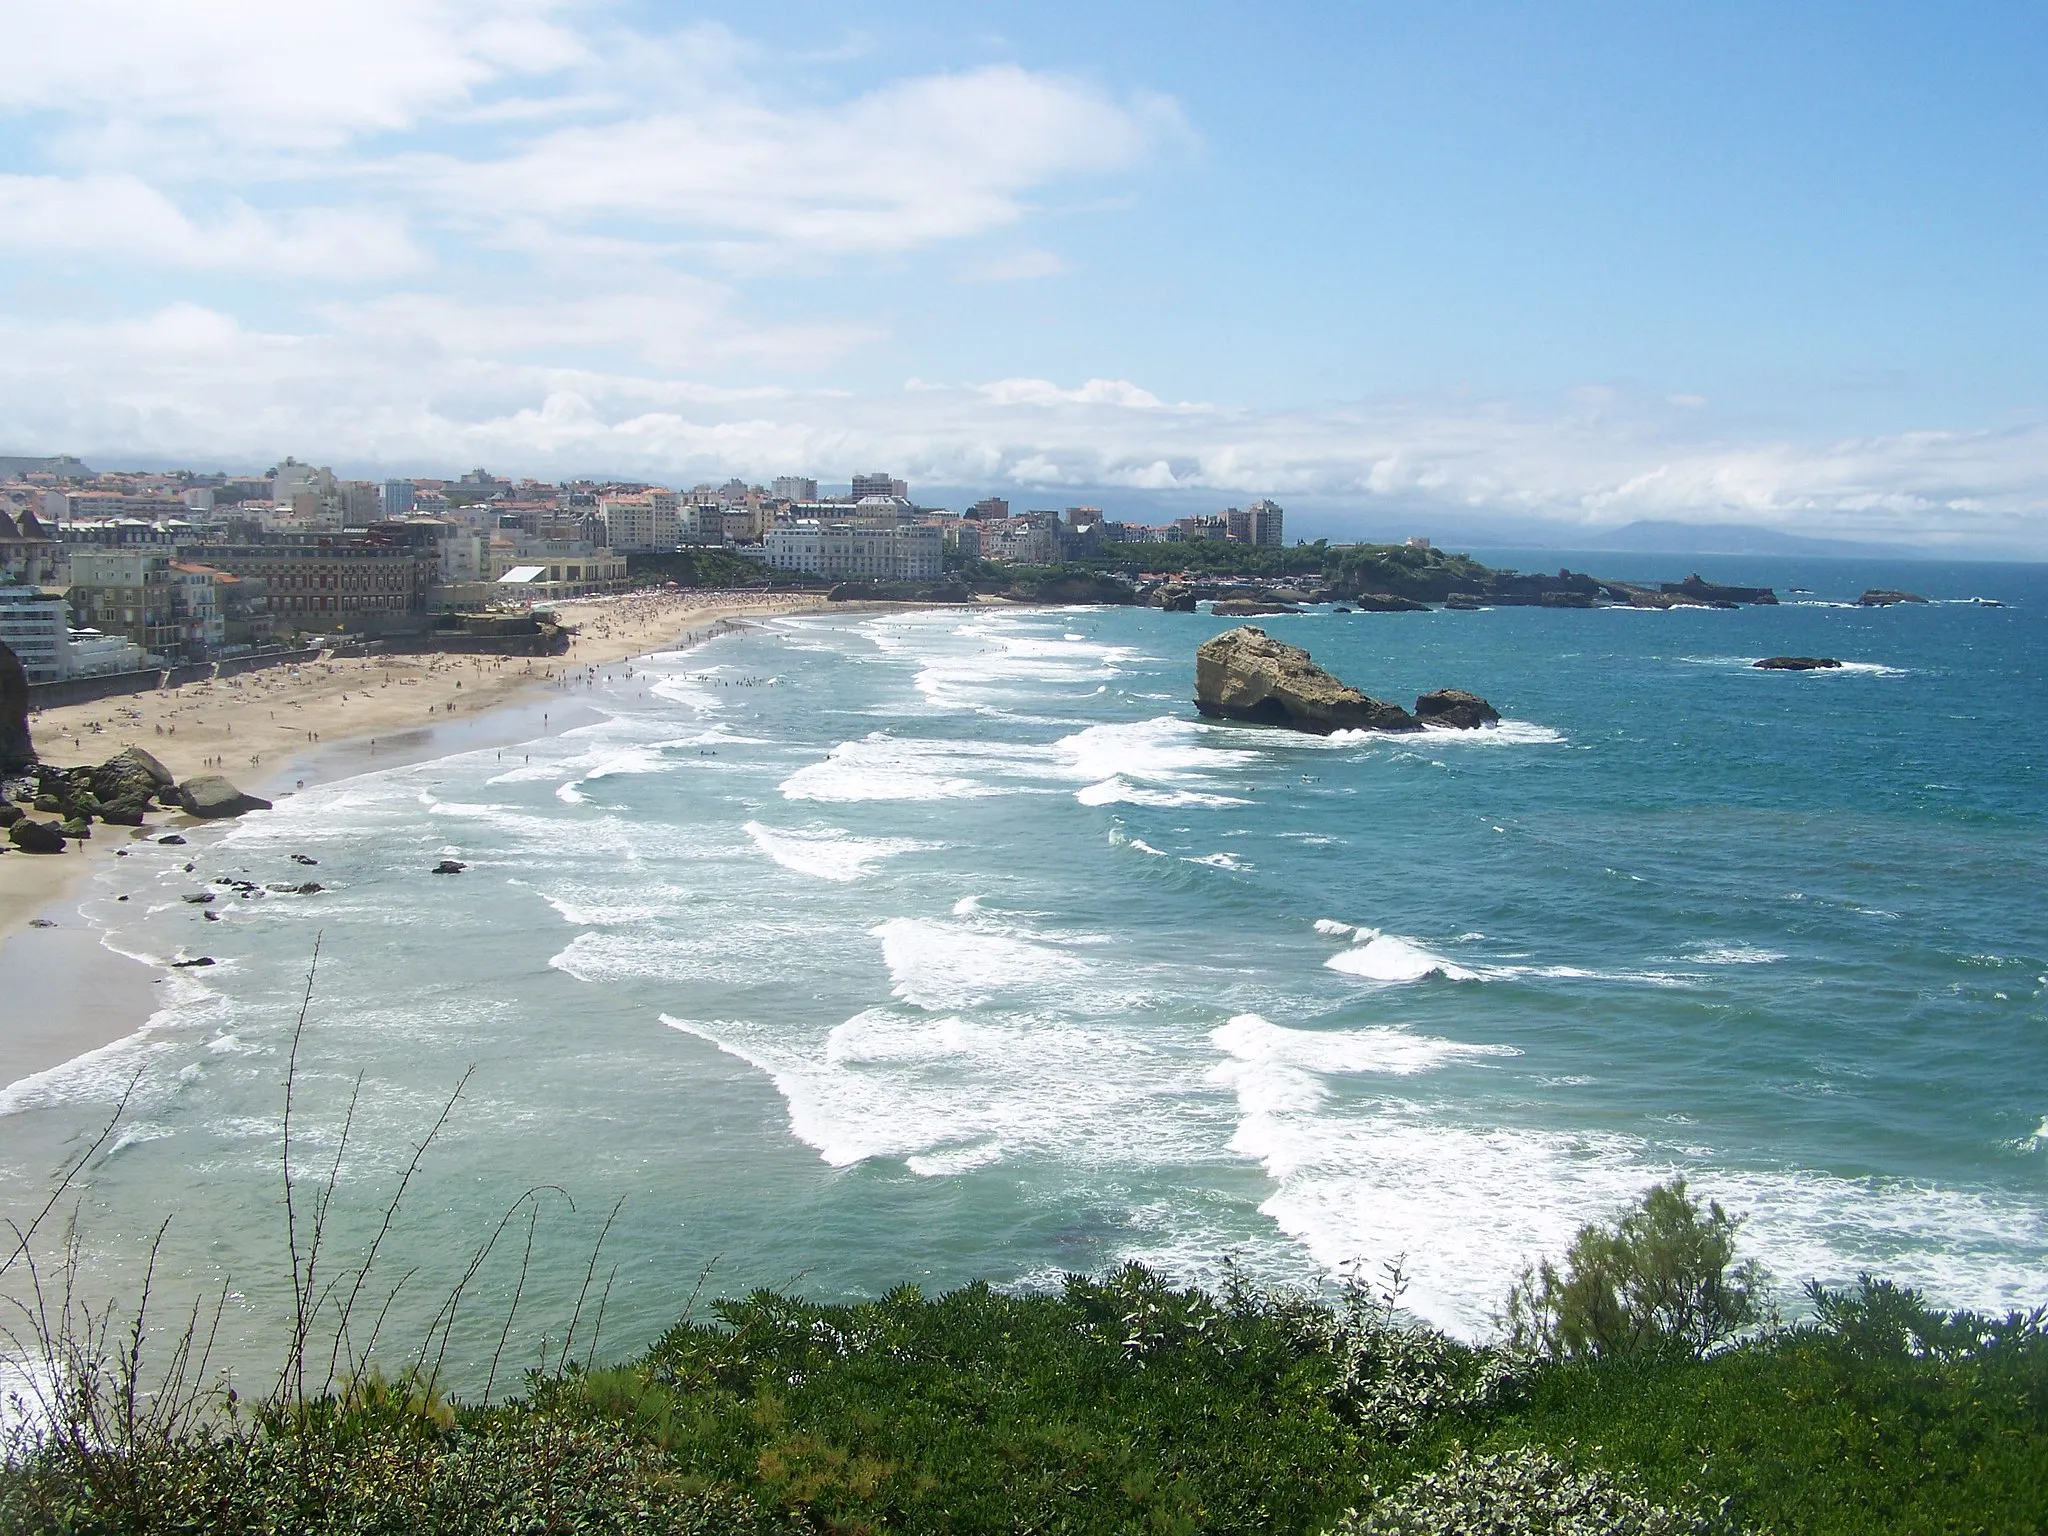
[1325,1444,1718,1536]
[1504,1181,1765,1362]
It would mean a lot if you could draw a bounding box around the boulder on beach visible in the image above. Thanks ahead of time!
[9,818,66,854]
[1859,589,1929,606]
[176,775,273,819]
[0,639,33,773]
[1754,656,1843,671]
[1414,689,1502,729]
[93,746,175,805]
[1193,626,1421,734]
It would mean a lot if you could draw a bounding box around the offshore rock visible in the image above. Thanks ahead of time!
[1754,656,1842,671]
[10,818,66,854]
[1153,584,1198,613]
[177,775,273,819]
[1414,689,1502,729]
[1210,599,1301,617]
[0,639,32,773]
[1859,589,1929,606]
[432,859,467,874]
[1194,626,1420,734]
[1348,592,1431,613]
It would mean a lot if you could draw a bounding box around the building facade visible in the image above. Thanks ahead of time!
[764,523,943,581]
[598,491,681,552]
[0,585,71,683]
[65,548,181,659]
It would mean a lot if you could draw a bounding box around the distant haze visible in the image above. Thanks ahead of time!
[0,5,2043,556]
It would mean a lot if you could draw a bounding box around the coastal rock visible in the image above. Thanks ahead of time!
[1193,626,1420,734]
[1754,656,1842,671]
[1349,592,1431,613]
[158,834,187,845]
[0,803,19,828]
[59,817,91,839]
[9,818,66,854]
[1210,599,1301,617]
[1414,690,1501,729]
[1154,584,1198,613]
[0,639,32,773]
[432,859,466,874]
[98,797,147,827]
[291,853,318,865]
[1665,573,1778,605]
[183,892,215,904]
[1443,593,1484,610]
[171,956,215,968]
[92,746,174,805]
[1859,589,1929,606]
[176,774,273,819]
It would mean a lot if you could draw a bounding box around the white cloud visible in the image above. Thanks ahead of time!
[0,175,421,278]
[0,0,586,153]
[1,309,2040,551]
[407,66,1181,250]
[958,247,1071,283]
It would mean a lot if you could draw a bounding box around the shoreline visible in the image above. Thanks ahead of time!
[0,589,830,1092]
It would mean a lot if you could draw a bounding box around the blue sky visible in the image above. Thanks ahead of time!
[2,2,2044,551]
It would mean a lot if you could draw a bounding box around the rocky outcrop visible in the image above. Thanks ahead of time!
[176,775,273,819]
[1665,574,1778,605]
[1194,627,1421,734]
[10,818,66,854]
[432,859,467,874]
[1349,592,1431,613]
[1210,600,1301,617]
[0,639,32,773]
[1414,689,1502,728]
[1754,656,1842,671]
[93,746,174,805]
[1859,589,1928,606]
[1153,584,1197,613]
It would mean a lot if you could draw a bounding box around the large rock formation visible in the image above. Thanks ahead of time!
[9,817,66,854]
[1415,689,1502,728]
[93,745,175,804]
[1859,589,1929,606]
[0,638,34,773]
[176,774,273,819]
[1194,627,1421,733]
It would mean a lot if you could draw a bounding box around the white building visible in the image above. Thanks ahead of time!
[65,630,152,677]
[770,475,818,502]
[0,585,71,683]
[598,491,681,552]
[765,523,943,582]
[986,515,1057,565]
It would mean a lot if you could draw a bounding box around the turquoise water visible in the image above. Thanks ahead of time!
[5,557,2044,1378]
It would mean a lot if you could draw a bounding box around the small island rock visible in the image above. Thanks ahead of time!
[432,859,467,874]
[1858,589,1929,606]
[1414,689,1502,729]
[1754,656,1843,671]
[1194,626,1420,734]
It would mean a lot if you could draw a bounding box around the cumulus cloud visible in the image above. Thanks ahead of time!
[0,175,422,278]
[1,307,2039,550]
[404,66,1180,250]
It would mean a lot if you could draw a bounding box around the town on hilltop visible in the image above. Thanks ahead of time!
[0,454,1284,684]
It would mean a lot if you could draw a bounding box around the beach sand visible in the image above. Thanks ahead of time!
[0,588,819,1086]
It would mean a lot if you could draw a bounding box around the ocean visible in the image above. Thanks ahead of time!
[4,554,2044,1382]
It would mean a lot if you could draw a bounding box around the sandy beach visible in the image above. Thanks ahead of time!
[0,588,821,1086]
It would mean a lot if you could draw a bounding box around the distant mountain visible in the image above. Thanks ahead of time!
[1562,520,1918,559]
[0,454,93,480]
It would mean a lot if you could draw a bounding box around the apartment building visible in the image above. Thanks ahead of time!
[598,490,681,552]
[65,547,182,658]
[0,585,71,683]
[765,523,943,581]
